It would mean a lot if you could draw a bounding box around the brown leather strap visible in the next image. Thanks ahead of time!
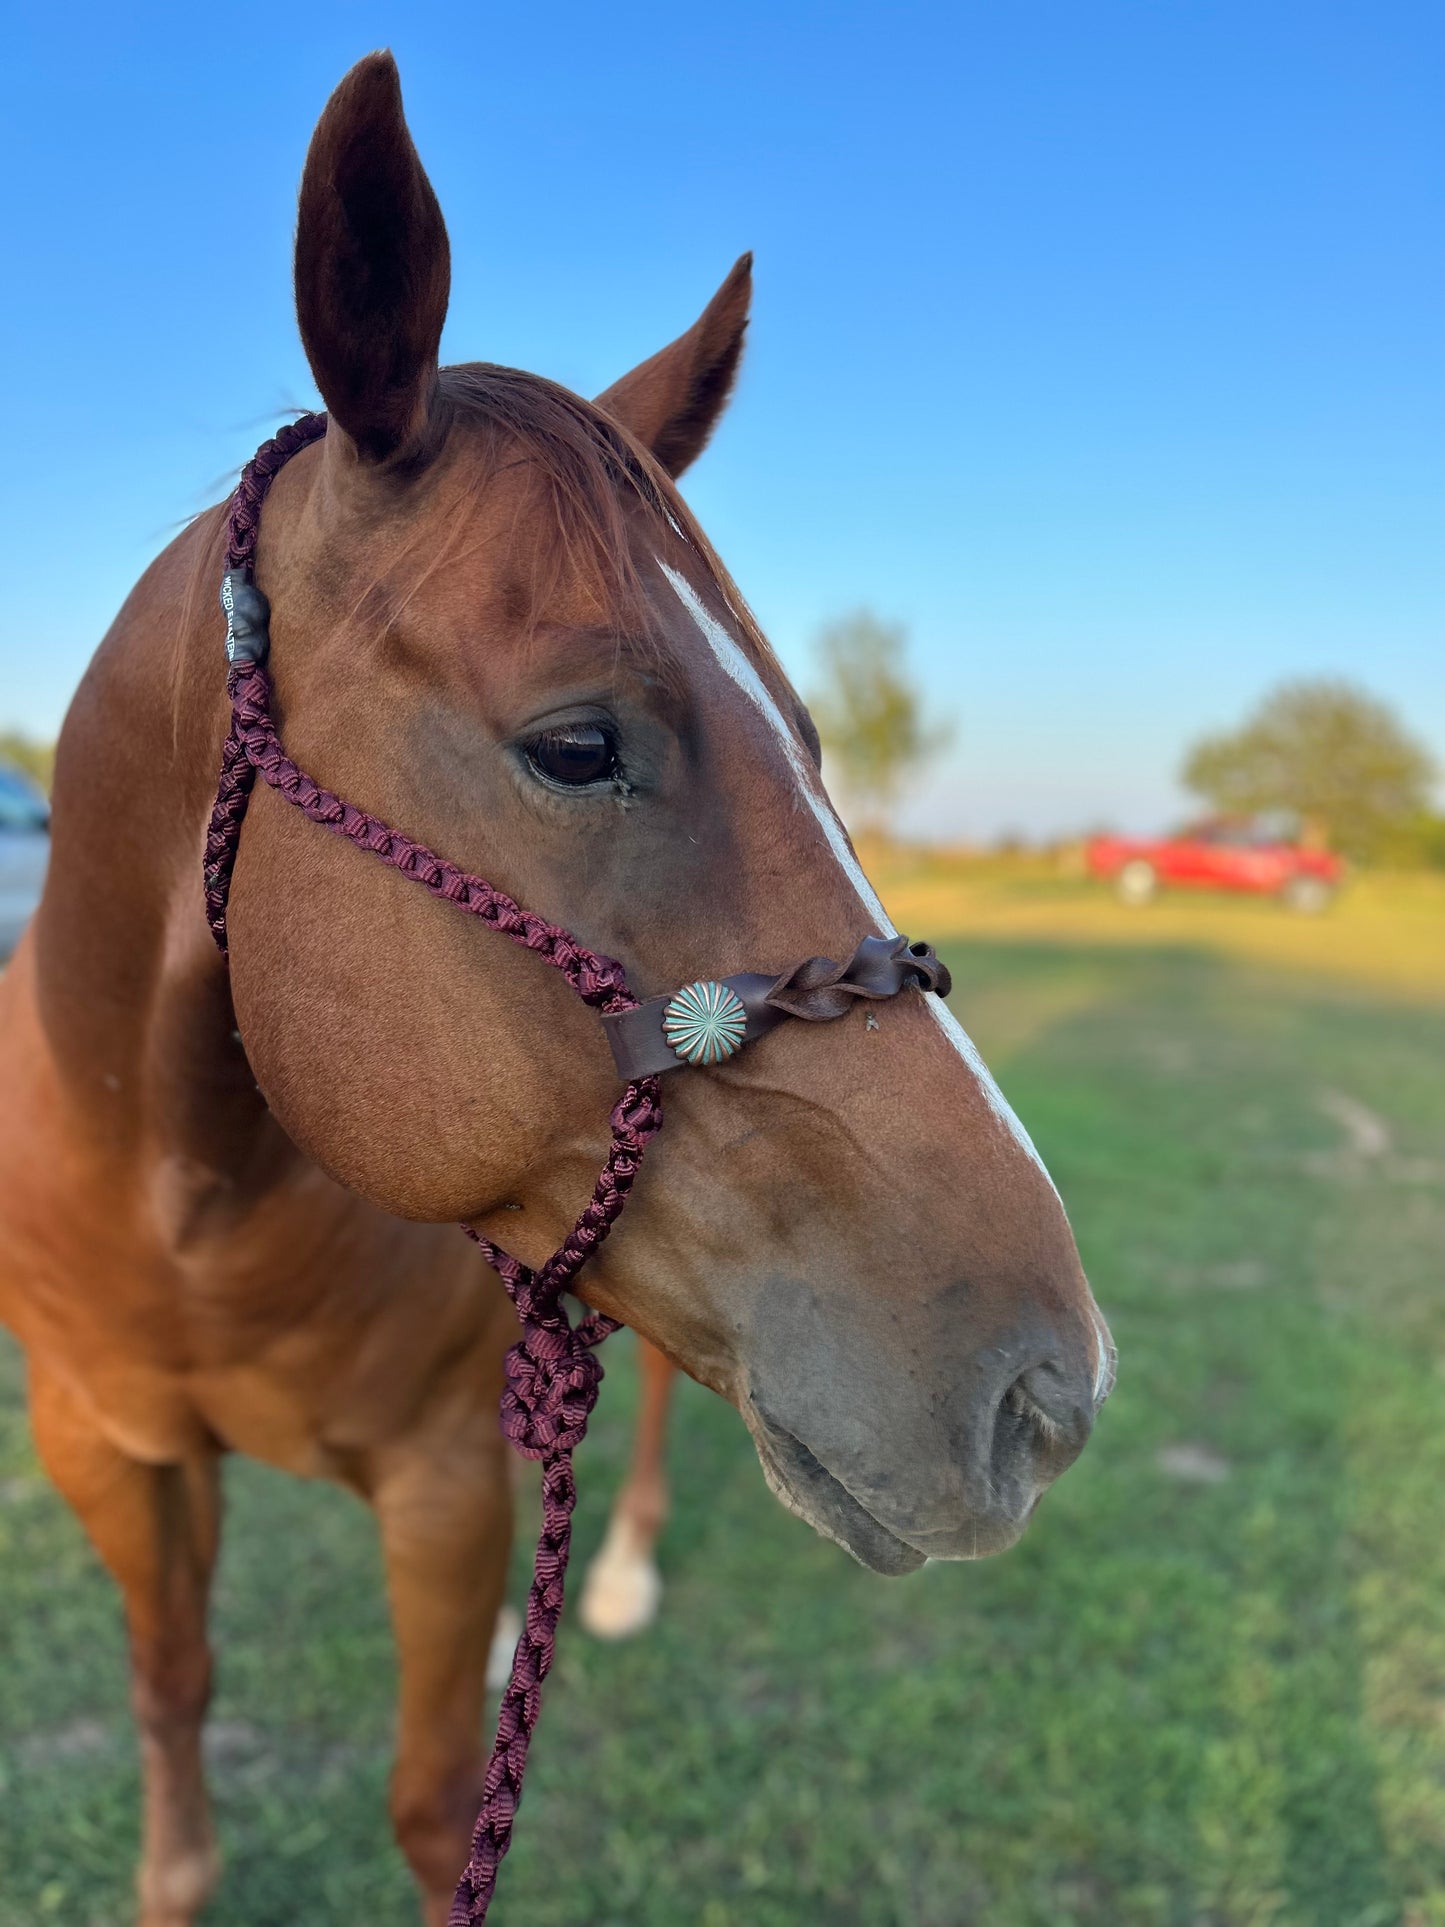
[601,935,952,1080]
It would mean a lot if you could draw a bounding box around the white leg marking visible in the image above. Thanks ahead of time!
[659,562,1052,1181]
[486,1603,522,1693]
[578,1514,663,1641]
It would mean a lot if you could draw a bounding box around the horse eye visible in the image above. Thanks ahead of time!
[524,723,618,789]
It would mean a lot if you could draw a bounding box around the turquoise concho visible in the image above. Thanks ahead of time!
[661,980,748,1067]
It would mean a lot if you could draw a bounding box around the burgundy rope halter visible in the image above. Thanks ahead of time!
[205,414,951,1922]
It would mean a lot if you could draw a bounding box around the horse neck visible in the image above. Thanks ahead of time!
[33,504,277,1182]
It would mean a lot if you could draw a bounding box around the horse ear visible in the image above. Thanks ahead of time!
[595,254,752,478]
[295,53,451,464]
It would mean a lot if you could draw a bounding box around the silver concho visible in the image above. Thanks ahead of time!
[661,979,748,1067]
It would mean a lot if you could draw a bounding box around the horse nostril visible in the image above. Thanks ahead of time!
[996,1359,1095,1468]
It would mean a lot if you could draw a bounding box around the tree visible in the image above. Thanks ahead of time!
[0,731,56,795]
[1181,679,1438,863]
[807,611,950,833]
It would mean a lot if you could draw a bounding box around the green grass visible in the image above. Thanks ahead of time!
[3,891,1445,1925]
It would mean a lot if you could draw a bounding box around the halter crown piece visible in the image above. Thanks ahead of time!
[204,414,952,1922]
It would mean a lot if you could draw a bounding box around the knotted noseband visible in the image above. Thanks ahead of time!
[204,413,951,1922]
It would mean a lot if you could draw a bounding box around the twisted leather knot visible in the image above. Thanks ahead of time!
[499,1311,607,1460]
[764,933,951,1018]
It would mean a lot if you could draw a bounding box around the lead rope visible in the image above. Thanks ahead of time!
[203,414,664,1922]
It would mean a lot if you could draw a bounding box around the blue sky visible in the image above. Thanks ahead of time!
[2,1,1441,837]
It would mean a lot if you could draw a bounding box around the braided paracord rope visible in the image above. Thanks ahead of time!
[203,414,664,1922]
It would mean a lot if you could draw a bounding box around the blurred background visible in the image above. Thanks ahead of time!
[2,3,1443,1923]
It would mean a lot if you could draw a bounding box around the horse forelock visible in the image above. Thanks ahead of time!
[437,363,784,694]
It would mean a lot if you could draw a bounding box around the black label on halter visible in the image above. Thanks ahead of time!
[220,568,271,665]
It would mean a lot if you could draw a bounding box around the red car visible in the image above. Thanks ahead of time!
[1086,815,1343,911]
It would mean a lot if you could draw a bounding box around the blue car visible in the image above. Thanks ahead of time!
[0,763,49,958]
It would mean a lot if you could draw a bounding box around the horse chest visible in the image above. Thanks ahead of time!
[2,1094,497,1477]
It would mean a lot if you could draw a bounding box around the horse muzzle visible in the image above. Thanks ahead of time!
[743,1300,1112,1574]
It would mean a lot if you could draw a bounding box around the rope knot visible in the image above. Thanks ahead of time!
[499,1310,605,1460]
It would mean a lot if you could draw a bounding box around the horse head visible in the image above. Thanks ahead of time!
[226,53,1114,1578]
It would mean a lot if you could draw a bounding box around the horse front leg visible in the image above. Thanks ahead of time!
[28,1364,221,1927]
[579,1336,676,1639]
[372,1413,515,1927]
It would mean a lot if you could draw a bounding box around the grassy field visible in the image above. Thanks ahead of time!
[2,864,1444,1925]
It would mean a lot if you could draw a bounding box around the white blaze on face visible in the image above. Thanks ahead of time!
[659,561,1054,1187]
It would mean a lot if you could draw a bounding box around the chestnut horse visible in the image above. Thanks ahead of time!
[0,53,1114,1927]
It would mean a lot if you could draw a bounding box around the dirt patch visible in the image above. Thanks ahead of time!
[18,1717,116,1766]
[1156,1443,1232,1485]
